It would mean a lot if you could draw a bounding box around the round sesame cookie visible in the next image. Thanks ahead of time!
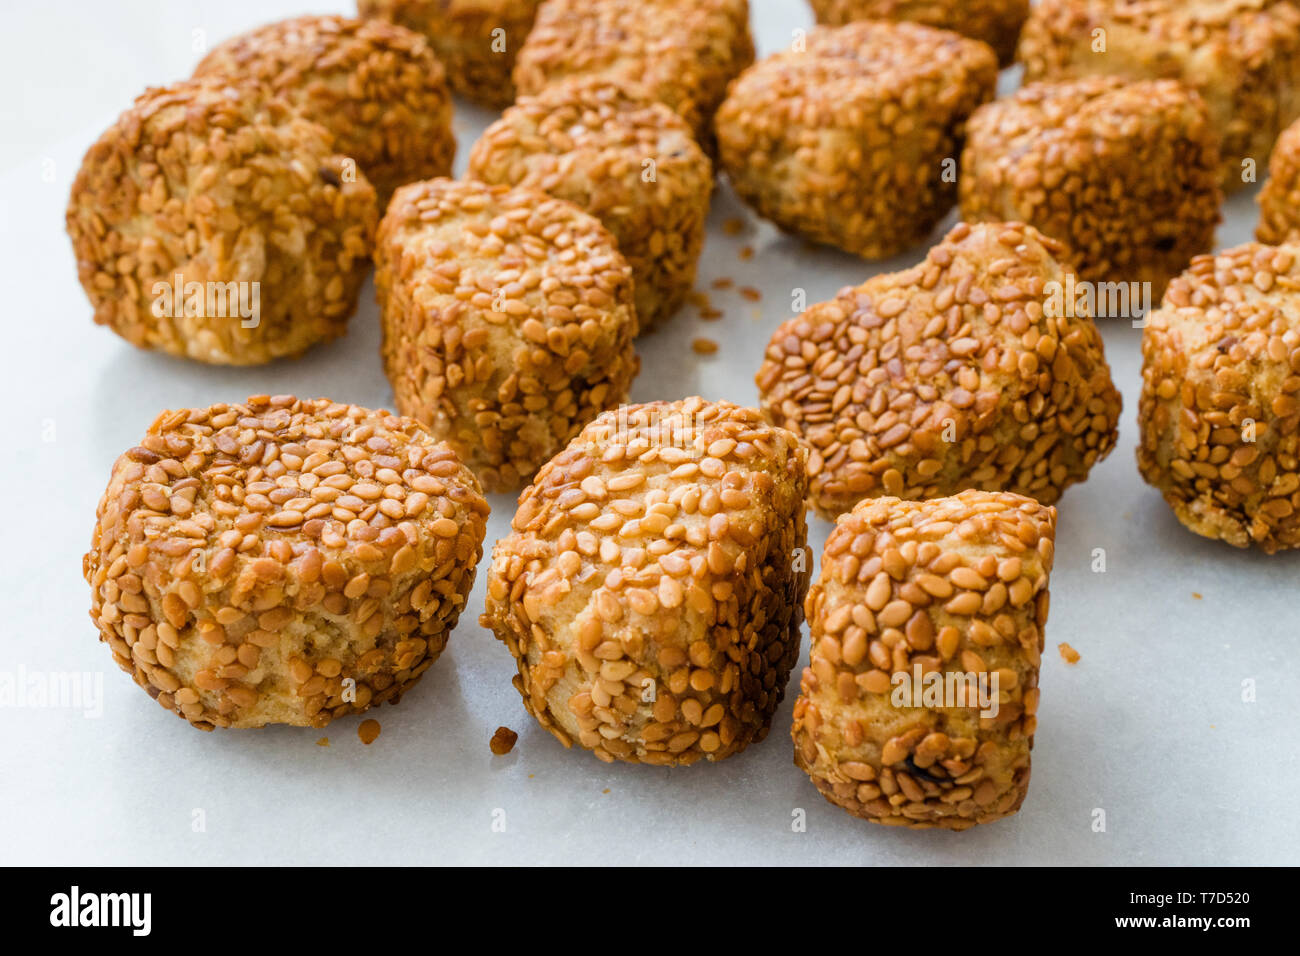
[809,0,1030,66]
[84,395,490,731]
[512,0,754,156]
[194,14,455,204]
[1258,118,1300,245]
[66,78,377,365]
[357,0,543,109]
[756,221,1122,520]
[1137,243,1300,553]
[960,77,1222,300]
[1018,0,1300,192]
[482,398,811,766]
[792,489,1056,830]
[715,20,998,260]
[467,78,712,332]
[375,177,640,493]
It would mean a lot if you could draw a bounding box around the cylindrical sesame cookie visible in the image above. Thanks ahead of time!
[715,21,998,260]
[756,221,1122,520]
[66,79,377,365]
[513,0,754,155]
[84,395,490,731]
[482,398,811,766]
[357,0,543,109]
[1258,118,1300,245]
[375,177,640,493]
[792,490,1056,830]
[1137,243,1300,553]
[960,77,1222,299]
[194,14,455,204]
[809,0,1030,66]
[1017,0,1300,192]
[467,78,712,332]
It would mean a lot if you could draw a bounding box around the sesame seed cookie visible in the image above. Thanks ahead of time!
[84,395,490,731]
[467,78,712,332]
[194,14,455,204]
[513,0,754,156]
[357,0,543,109]
[482,398,811,766]
[809,0,1030,67]
[715,21,998,260]
[756,221,1122,520]
[1137,243,1300,553]
[1018,0,1300,192]
[66,79,377,365]
[1257,118,1300,245]
[960,77,1222,300]
[792,489,1056,830]
[375,177,640,493]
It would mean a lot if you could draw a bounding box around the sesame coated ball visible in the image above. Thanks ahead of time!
[194,15,455,205]
[756,221,1122,520]
[1257,118,1300,245]
[792,490,1056,830]
[467,78,713,332]
[66,79,377,365]
[513,0,754,156]
[375,177,640,493]
[356,0,543,109]
[1017,0,1300,192]
[960,77,1222,299]
[84,395,491,731]
[1137,243,1300,553]
[482,398,811,766]
[808,0,1030,66]
[715,21,998,260]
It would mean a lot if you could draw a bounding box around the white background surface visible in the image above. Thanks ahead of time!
[1,0,1296,866]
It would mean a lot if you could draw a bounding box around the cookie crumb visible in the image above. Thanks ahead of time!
[739,245,755,261]
[1058,642,1080,664]
[711,277,734,290]
[490,725,519,755]
[1192,592,1203,600]
[358,718,382,745]
[602,788,611,794]
[739,286,762,302]
[692,337,719,355]
[316,737,330,747]
[723,217,745,236]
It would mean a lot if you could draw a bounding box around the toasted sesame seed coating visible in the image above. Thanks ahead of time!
[375,177,640,493]
[960,77,1222,299]
[65,79,377,365]
[513,0,754,156]
[1257,118,1300,245]
[83,395,490,731]
[792,489,1056,830]
[715,21,998,260]
[194,15,455,205]
[1017,0,1300,192]
[757,222,1122,520]
[357,0,543,109]
[809,0,1030,66]
[1137,243,1300,553]
[481,398,811,766]
[467,78,713,332]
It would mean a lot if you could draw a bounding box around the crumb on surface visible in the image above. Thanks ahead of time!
[490,725,519,755]
[1058,642,1080,664]
[358,718,382,745]
[692,337,719,355]
[316,737,330,747]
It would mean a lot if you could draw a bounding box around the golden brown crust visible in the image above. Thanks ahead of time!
[65,78,377,365]
[482,398,811,765]
[756,221,1122,519]
[809,0,1030,65]
[83,395,490,730]
[960,76,1222,298]
[1017,0,1300,192]
[358,0,543,109]
[374,177,640,494]
[1137,242,1300,553]
[513,0,754,155]
[792,489,1056,830]
[715,21,997,259]
[467,77,713,332]
[194,14,455,204]
[1258,118,1300,244]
